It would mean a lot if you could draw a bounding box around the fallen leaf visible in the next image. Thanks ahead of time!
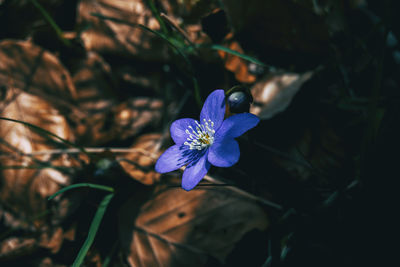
[71,51,116,113]
[74,96,164,145]
[119,185,268,266]
[70,51,119,145]
[250,71,313,119]
[118,133,162,185]
[38,227,64,254]
[0,40,77,101]
[217,38,257,83]
[0,237,36,261]
[0,90,79,230]
[77,0,168,60]
[112,97,164,140]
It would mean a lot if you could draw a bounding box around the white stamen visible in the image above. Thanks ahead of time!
[184,119,216,150]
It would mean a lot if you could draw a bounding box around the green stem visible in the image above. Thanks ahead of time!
[29,0,71,46]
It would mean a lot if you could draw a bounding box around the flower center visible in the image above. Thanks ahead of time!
[184,119,215,150]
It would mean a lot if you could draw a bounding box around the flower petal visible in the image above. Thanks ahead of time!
[208,138,240,167]
[155,144,195,173]
[181,151,211,191]
[170,118,197,145]
[200,89,226,130]
[215,113,260,139]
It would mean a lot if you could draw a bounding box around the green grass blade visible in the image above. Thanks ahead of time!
[0,117,88,156]
[102,241,118,267]
[29,0,71,46]
[72,193,114,267]
[48,183,114,200]
[145,0,168,34]
[209,44,266,66]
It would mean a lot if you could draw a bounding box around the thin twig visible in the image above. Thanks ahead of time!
[254,140,312,169]
[24,147,158,159]
[202,174,283,210]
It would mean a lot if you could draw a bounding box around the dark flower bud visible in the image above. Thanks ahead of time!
[226,85,253,113]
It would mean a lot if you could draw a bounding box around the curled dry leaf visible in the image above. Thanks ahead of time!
[72,51,116,113]
[119,186,268,266]
[112,97,164,140]
[77,0,168,60]
[114,64,163,92]
[77,96,164,145]
[250,71,313,119]
[70,51,119,144]
[0,227,66,261]
[0,40,77,101]
[217,37,257,83]
[38,227,64,254]
[118,133,162,185]
[0,237,36,261]
[0,89,80,258]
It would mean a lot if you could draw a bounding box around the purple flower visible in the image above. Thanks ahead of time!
[155,90,260,191]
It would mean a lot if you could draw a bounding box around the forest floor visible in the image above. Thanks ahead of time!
[0,0,398,266]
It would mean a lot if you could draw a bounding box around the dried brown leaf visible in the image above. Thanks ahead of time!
[0,40,77,101]
[72,51,116,113]
[118,133,162,185]
[77,0,168,60]
[250,71,313,119]
[111,97,164,140]
[119,186,268,266]
[76,96,164,145]
[218,38,257,83]
[38,227,64,254]
[0,237,36,261]
[70,51,119,144]
[0,88,79,228]
[115,64,163,92]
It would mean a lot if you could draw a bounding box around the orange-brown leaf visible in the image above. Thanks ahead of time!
[118,134,162,185]
[119,186,268,266]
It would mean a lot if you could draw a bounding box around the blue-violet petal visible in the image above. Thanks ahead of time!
[208,137,240,167]
[215,113,259,139]
[170,118,197,145]
[182,151,211,191]
[155,145,193,173]
[200,89,226,130]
